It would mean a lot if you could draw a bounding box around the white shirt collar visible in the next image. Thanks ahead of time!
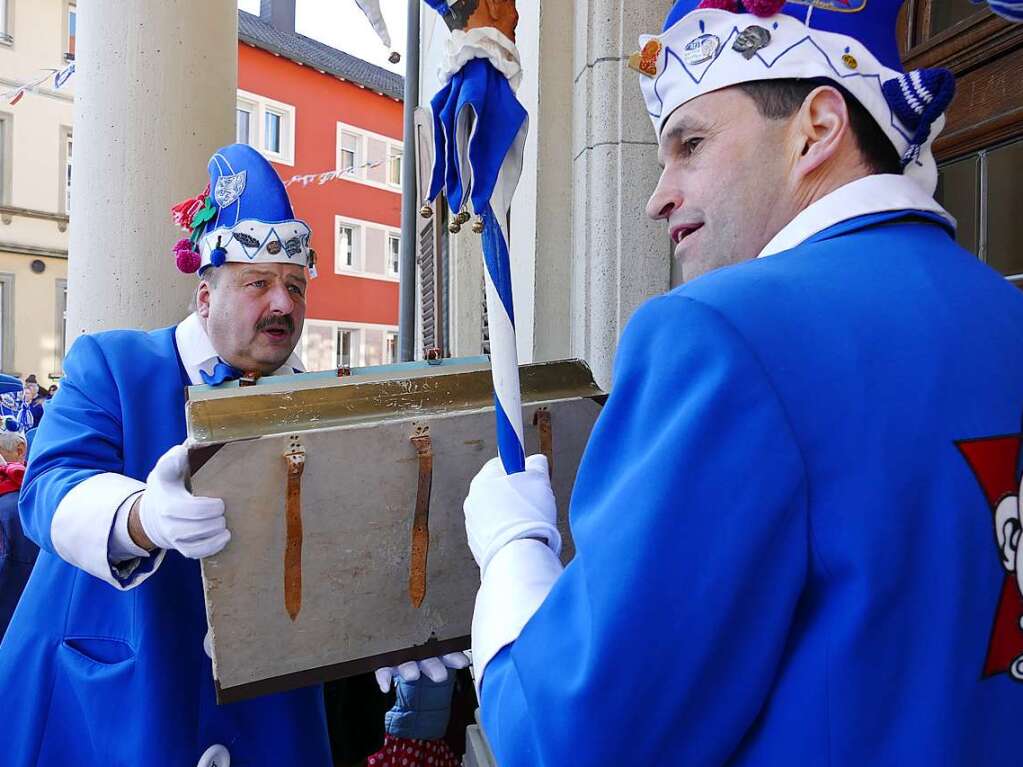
[758,174,955,260]
[174,312,305,386]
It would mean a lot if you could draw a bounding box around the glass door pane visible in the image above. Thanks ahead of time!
[936,156,980,256]
[986,139,1023,279]
[930,0,983,36]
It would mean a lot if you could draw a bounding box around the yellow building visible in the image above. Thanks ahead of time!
[0,0,75,381]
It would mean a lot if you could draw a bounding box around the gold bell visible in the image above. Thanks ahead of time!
[471,216,485,234]
[456,210,472,225]
[419,204,434,219]
[449,220,462,234]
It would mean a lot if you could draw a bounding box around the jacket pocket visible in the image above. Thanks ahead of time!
[40,637,139,765]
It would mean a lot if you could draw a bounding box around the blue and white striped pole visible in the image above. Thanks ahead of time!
[481,204,526,475]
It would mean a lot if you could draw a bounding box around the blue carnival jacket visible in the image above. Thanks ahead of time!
[0,328,330,767]
[481,210,1023,765]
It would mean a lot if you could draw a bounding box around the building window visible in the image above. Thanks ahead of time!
[936,137,1023,283]
[54,279,67,376]
[385,332,398,364]
[65,2,76,60]
[264,109,283,154]
[339,130,360,173]
[235,90,295,165]
[336,123,403,189]
[337,328,353,367]
[0,114,9,206]
[61,129,72,213]
[0,0,11,44]
[336,221,360,271]
[387,234,400,276]
[0,273,14,373]
[236,106,252,145]
[388,146,402,187]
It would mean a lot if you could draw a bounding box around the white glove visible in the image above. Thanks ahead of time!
[464,454,561,577]
[138,444,230,559]
[374,652,470,693]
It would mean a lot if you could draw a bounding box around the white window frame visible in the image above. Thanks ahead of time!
[64,1,75,60]
[334,214,400,281]
[384,331,398,365]
[335,122,403,191]
[387,145,403,188]
[386,233,401,277]
[338,129,360,173]
[335,218,362,272]
[301,319,399,370]
[60,126,72,214]
[0,0,12,45]
[0,112,11,207]
[236,88,296,166]
[236,102,254,146]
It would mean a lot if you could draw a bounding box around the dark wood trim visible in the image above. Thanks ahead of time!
[213,634,471,704]
[904,13,1023,74]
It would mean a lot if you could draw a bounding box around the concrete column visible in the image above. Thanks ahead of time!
[570,0,669,389]
[67,0,237,336]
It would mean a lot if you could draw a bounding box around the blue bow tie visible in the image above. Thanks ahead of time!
[200,359,244,386]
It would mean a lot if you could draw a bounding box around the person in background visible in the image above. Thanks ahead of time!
[22,376,46,427]
[0,418,35,642]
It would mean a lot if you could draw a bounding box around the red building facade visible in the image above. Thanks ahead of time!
[237,8,404,371]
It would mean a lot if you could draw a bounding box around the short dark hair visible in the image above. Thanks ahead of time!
[737,79,902,176]
[442,0,480,30]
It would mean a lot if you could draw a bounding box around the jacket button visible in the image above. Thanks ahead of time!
[197,744,230,767]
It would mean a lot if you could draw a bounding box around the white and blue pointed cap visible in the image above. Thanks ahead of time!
[171,143,313,275]
[635,1,956,193]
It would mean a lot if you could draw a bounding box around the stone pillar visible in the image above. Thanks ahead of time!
[570,0,670,389]
[67,1,237,336]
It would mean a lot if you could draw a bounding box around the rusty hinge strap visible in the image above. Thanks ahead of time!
[284,443,306,621]
[409,433,433,608]
[534,408,553,479]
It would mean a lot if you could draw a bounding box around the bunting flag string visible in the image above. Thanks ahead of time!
[1,62,76,106]
[282,159,386,188]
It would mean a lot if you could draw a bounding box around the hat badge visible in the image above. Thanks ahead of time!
[628,39,663,78]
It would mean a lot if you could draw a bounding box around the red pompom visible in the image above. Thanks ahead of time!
[698,0,739,9]
[741,0,786,15]
[173,237,193,254]
[175,247,201,274]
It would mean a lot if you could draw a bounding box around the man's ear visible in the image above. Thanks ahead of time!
[792,85,852,180]
[196,279,212,320]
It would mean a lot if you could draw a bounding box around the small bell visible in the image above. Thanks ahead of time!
[419,204,434,219]
[448,220,462,234]
[471,216,485,234]
[456,210,472,225]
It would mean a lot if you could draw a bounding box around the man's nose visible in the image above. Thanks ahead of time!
[267,283,295,314]
[646,168,682,222]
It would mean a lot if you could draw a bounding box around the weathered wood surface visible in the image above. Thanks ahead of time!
[189,361,602,703]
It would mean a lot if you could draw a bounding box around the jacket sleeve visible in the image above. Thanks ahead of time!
[19,334,165,589]
[476,294,810,766]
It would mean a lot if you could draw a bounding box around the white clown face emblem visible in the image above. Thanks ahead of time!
[994,484,1023,680]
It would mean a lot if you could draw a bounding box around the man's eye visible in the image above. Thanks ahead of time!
[289,285,305,296]
[683,137,703,155]
[249,280,267,288]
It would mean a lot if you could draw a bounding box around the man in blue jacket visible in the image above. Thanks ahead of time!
[0,143,463,767]
[462,1,1023,764]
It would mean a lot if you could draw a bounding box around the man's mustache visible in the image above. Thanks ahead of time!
[256,314,295,333]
